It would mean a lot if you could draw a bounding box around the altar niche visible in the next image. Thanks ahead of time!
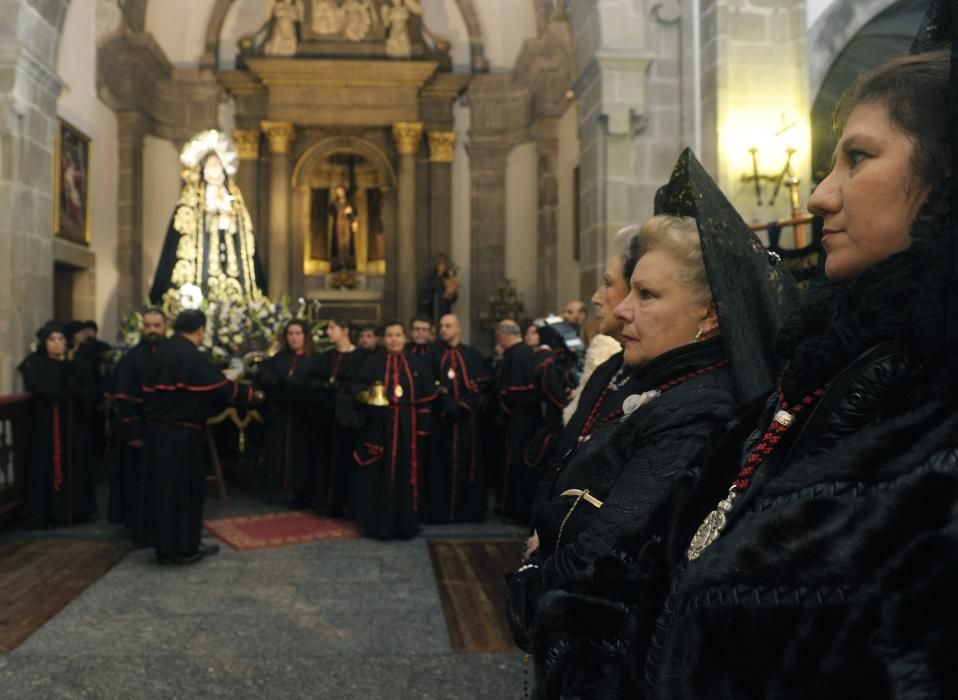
[292,137,396,293]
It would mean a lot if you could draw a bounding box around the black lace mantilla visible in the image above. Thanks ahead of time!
[654,149,800,404]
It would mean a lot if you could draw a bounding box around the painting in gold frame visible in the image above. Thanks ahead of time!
[53,118,91,245]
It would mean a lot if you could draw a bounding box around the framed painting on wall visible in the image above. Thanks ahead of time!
[53,118,91,245]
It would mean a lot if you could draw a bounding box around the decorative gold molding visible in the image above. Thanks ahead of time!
[427,131,456,163]
[392,122,423,156]
[260,120,296,155]
[233,128,260,160]
[245,58,439,89]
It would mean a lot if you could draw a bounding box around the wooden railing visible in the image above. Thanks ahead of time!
[0,394,31,523]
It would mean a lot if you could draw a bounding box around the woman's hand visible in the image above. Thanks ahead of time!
[524,531,540,560]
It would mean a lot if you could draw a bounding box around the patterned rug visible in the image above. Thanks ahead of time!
[0,536,131,652]
[428,538,524,654]
[203,511,361,552]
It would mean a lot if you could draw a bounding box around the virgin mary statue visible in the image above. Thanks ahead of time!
[149,130,266,310]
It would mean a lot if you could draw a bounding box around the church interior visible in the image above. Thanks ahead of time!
[0,0,942,697]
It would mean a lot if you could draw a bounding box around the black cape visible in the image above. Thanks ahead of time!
[353,351,437,539]
[496,342,544,524]
[108,338,161,545]
[255,351,321,495]
[317,346,366,515]
[143,335,255,558]
[427,342,489,523]
[18,354,97,527]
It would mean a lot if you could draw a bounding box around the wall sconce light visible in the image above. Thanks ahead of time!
[742,146,808,246]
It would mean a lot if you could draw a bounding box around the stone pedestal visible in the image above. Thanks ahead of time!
[261,120,295,298]
[392,121,423,326]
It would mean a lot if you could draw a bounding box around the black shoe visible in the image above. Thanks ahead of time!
[198,542,220,558]
[157,551,203,565]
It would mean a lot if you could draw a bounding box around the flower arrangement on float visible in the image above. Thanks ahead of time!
[117,285,328,368]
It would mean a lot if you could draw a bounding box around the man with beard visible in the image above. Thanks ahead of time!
[495,319,543,525]
[143,310,261,564]
[405,314,434,360]
[427,314,489,523]
[109,309,166,545]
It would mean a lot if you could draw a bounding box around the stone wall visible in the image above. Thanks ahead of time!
[0,0,68,392]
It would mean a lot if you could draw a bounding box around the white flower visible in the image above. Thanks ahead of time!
[621,390,661,417]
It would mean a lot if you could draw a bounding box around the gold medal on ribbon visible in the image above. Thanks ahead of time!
[447,368,456,380]
[394,385,404,399]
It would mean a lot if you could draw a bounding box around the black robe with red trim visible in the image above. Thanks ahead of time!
[108,338,161,544]
[527,347,572,471]
[18,354,95,528]
[143,335,255,559]
[427,342,490,523]
[496,342,544,525]
[405,341,438,511]
[318,347,366,516]
[255,350,321,496]
[353,350,437,539]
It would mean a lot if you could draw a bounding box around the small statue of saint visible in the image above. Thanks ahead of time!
[420,253,460,325]
[312,0,345,35]
[264,0,304,57]
[382,0,423,58]
[342,0,376,42]
[329,185,358,272]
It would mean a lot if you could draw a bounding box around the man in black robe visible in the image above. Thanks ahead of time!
[143,310,260,564]
[108,309,166,545]
[427,314,489,523]
[18,322,97,527]
[404,314,437,515]
[353,321,437,539]
[317,316,366,517]
[495,319,544,525]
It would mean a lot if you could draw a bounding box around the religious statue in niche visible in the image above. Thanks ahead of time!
[420,253,460,325]
[149,130,266,312]
[264,0,305,57]
[329,184,358,272]
[382,0,423,58]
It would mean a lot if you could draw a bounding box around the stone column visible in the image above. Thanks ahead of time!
[392,121,423,326]
[260,120,295,298]
[534,120,559,312]
[232,128,263,262]
[466,143,510,352]
[116,111,148,312]
[427,130,456,264]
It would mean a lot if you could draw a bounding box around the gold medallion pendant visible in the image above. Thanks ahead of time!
[687,489,737,561]
[394,385,404,399]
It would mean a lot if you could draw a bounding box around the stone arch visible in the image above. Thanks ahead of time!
[200,0,489,72]
[808,0,898,101]
[292,135,397,189]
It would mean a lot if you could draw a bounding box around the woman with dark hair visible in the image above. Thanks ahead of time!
[318,316,365,517]
[629,43,958,698]
[508,149,799,695]
[255,319,320,507]
[18,322,97,527]
[563,37,958,699]
[353,320,437,539]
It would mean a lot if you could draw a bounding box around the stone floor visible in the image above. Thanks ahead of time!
[0,490,530,699]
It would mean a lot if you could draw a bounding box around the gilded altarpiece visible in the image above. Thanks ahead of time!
[217,2,469,322]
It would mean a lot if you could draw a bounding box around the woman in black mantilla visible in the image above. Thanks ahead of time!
[508,148,799,697]
[353,320,437,539]
[18,322,98,527]
[549,20,958,700]
[629,41,958,698]
[254,320,321,507]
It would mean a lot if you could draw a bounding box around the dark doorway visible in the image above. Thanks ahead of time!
[53,262,79,322]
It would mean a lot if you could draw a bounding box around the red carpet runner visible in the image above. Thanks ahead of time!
[203,511,360,552]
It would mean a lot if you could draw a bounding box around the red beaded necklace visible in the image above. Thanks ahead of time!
[686,385,826,561]
[576,360,729,448]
